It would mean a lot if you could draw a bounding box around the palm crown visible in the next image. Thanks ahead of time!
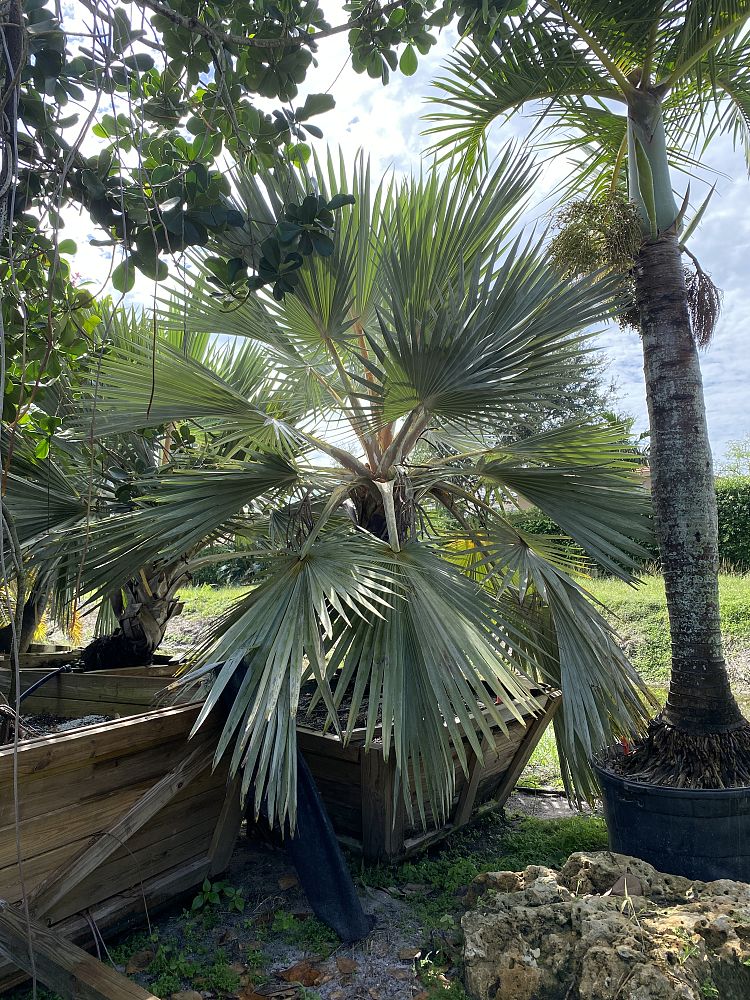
[31,151,656,826]
[427,1,750,222]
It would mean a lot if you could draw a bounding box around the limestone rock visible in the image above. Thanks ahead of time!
[462,851,750,1000]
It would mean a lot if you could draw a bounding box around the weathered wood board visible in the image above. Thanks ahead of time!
[0,697,240,993]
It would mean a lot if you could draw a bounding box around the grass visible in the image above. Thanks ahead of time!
[169,573,750,791]
[174,573,750,689]
[175,584,250,619]
[359,811,608,930]
[584,571,750,684]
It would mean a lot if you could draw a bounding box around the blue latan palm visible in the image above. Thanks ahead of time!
[29,150,655,824]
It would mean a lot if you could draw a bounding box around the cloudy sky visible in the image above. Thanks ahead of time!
[69,5,750,467]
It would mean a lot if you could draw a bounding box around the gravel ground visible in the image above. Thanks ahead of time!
[123,832,433,1000]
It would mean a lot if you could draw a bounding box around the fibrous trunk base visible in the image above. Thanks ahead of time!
[611,715,750,788]
[81,631,154,671]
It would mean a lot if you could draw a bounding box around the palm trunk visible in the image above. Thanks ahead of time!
[617,94,750,788]
[81,558,190,670]
[636,234,744,735]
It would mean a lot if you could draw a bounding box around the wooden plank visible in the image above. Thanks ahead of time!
[453,736,489,829]
[0,730,205,829]
[48,815,222,924]
[0,855,211,993]
[360,744,405,862]
[486,694,561,808]
[0,780,156,870]
[0,704,203,783]
[28,737,214,918]
[0,769,227,906]
[208,775,242,876]
[0,900,158,1000]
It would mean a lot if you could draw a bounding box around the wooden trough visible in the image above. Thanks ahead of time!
[0,670,240,993]
[0,662,560,990]
[297,683,561,862]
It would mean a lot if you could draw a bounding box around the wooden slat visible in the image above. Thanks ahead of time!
[0,730,204,830]
[0,780,156,870]
[0,704,203,784]
[48,814,222,924]
[208,775,242,876]
[28,737,214,918]
[360,744,405,862]
[0,776,222,904]
[0,854,211,993]
[0,900,158,1000]
[453,735,489,829]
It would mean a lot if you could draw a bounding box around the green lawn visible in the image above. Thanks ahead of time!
[177,583,251,619]
[175,573,750,690]
[585,571,750,684]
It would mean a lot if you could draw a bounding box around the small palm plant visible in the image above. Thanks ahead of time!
[42,151,655,827]
[2,308,269,666]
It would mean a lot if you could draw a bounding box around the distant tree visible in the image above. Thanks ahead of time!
[718,436,750,478]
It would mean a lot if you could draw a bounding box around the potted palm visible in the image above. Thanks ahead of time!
[426,0,750,879]
[39,151,655,833]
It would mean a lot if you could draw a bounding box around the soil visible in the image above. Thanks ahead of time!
[122,832,434,1000]
[296,683,374,732]
[0,712,112,744]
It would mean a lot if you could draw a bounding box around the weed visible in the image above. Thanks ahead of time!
[418,956,470,998]
[674,928,699,965]
[258,910,339,956]
[200,907,220,930]
[360,813,608,929]
[199,954,241,994]
[223,884,246,913]
[700,982,719,998]
[151,973,182,998]
[246,946,267,971]
[148,943,197,979]
[108,929,159,965]
[192,878,245,914]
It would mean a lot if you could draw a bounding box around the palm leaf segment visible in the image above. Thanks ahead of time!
[46,150,654,827]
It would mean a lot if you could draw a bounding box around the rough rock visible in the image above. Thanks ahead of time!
[462,851,750,1000]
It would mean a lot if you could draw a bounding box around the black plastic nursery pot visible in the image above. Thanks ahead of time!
[595,753,750,883]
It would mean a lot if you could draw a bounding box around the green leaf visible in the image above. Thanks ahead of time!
[122,52,155,72]
[112,258,136,293]
[57,239,77,255]
[327,193,356,211]
[400,45,418,77]
[296,93,336,122]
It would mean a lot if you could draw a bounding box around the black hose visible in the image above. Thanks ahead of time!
[18,663,73,704]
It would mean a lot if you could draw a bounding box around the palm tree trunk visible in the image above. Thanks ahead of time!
[81,558,190,670]
[636,234,743,733]
[624,233,750,786]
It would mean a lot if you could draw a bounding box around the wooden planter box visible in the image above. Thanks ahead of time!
[0,643,82,674]
[297,684,561,862]
[0,675,240,993]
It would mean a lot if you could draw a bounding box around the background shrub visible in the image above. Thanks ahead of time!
[716,476,750,571]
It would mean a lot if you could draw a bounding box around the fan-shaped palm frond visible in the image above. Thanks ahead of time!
[42,151,655,827]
